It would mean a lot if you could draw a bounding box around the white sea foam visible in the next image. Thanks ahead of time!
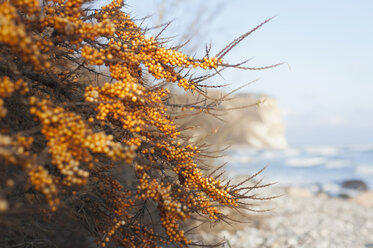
[325,160,353,168]
[303,146,338,156]
[224,155,253,164]
[349,144,373,153]
[237,156,252,164]
[286,157,326,167]
[356,164,373,176]
[260,150,284,159]
[321,183,341,195]
[282,148,301,157]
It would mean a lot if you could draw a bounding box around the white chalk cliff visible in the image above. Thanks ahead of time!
[173,91,287,149]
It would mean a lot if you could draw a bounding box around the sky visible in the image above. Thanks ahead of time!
[123,0,373,146]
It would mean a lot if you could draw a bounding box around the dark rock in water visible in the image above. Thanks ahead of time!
[320,180,369,198]
[341,180,368,192]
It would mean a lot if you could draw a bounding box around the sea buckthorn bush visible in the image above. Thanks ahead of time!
[0,0,275,247]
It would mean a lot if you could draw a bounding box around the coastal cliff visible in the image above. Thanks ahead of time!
[172,91,288,149]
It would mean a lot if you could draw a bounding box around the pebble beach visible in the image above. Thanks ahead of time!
[195,187,373,248]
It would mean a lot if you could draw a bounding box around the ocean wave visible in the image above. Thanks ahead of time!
[224,155,254,164]
[356,164,373,176]
[349,144,373,153]
[325,160,353,168]
[286,157,326,167]
[303,146,338,156]
[282,148,301,157]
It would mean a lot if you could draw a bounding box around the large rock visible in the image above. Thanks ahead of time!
[172,91,287,149]
[341,180,368,192]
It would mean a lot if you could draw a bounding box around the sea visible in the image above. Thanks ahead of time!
[221,145,373,196]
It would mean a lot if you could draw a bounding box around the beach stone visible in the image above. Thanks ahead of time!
[287,237,297,246]
[317,192,329,199]
[352,191,373,207]
[287,187,314,198]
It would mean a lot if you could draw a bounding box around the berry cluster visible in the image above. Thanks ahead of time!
[0,0,264,246]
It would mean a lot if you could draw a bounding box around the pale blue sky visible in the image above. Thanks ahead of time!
[123,0,373,146]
